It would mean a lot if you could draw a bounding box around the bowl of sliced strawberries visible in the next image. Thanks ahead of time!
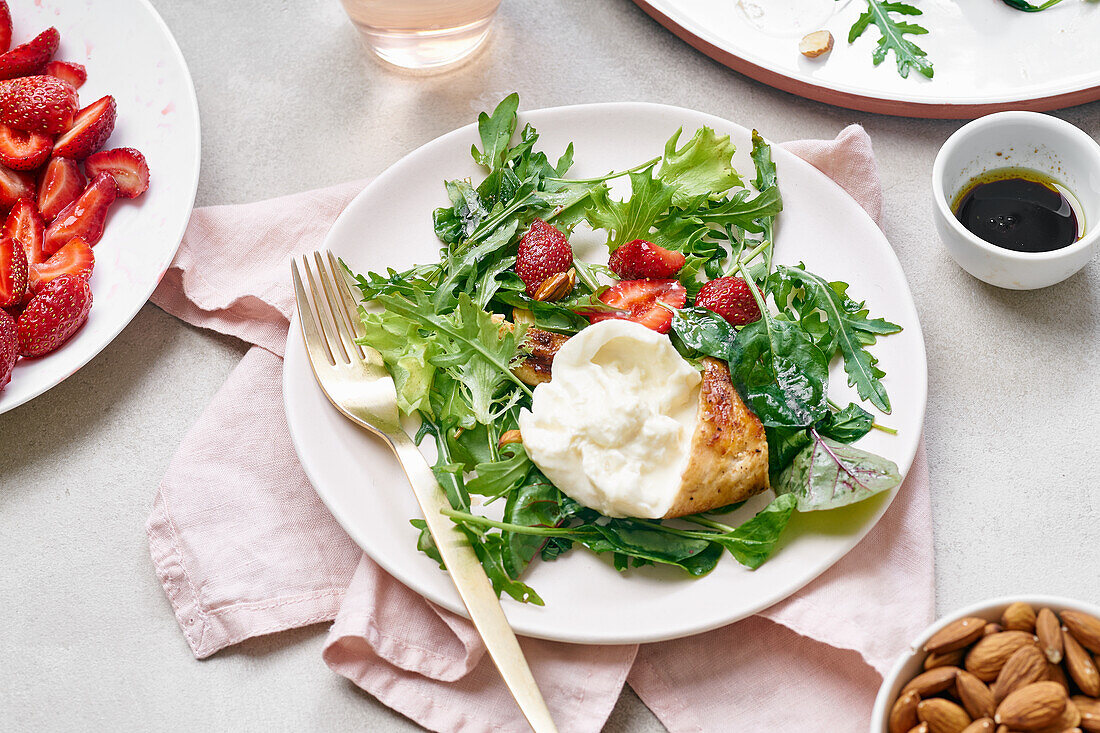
[0,0,200,413]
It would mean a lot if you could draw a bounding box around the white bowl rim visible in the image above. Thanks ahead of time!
[931,110,1100,263]
[870,593,1100,731]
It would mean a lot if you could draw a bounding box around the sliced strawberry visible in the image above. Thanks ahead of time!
[695,276,763,326]
[29,235,92,291]
[609,239,686,280]
[16,271,91,357]
[52,95,115,160]
[0,233,26,307]
[0,28,59,81]
[45,60,85,89]
[84,147,149,199]
[0,122,50,170]
[0,3,11,55]
[0,162,35,213]
[587,279,687,334]
[0,307,16,390]
[3,198,44,265]
[515,218,572,296]
[0,75,77,134]
[42,172,116,256]
[37,156,84,222]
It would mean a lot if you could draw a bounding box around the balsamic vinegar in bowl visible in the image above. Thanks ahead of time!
[952,167,1084,253]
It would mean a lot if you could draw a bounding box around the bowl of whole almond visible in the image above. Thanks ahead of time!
[871,596,1100,733]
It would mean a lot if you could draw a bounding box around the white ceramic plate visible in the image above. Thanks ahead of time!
[0,0,200,415]
[634,0,1100,118]
[283,102,928,644]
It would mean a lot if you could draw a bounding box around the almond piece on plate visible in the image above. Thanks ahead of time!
[531,268,575,302]
[918,698,972,733]
[1064,630,1100,698]
[967,631,1041,682]
[1062,612,1100,655]
[927,618,989,654]
[1004,603,1039,633]
[994,681,1067,730]
[992,645,1048,703]
[1037,609,1065,664]
[958,670,997,720]
[891,690,921,733]
[799,30,834,58]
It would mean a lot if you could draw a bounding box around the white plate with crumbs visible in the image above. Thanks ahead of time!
[283,102,928,645]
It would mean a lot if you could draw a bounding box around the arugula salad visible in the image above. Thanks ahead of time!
[847,0,1070,80]
[349,94,905,605]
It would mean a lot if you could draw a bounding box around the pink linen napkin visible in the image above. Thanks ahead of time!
[147,125,934,732]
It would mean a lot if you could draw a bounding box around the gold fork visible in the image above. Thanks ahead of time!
[291,251,557,733]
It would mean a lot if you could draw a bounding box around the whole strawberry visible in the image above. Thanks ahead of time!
[515,218,572,296]
[16,272,91,357]
[0,306,16,390]
[695,276,762,326]
[0,75,78,134]
[609,239,686,280]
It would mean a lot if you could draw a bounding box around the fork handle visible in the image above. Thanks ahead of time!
[390,432,559,733]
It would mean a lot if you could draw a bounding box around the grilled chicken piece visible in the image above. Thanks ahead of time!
[512,327,569,386]
[664,357,769,518]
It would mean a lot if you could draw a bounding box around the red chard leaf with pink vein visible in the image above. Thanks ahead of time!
[774,430,901,511]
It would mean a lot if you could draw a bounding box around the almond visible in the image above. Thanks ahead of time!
[1062,612,1100,656]
[919,698,973,733]
[891,690,922,733]
[995,682,1067,730]
[961,720,996,733]
[497,429,522,447]
[531,268,575,302]
[1046,661,1071,694]
[1004,603,1039,633]
[908,725,930,733]
[968,632,1042,682]
[904,666,963,697]
[993,646,1050,703]
[986,623,1005,637]
[1064,630,1100,698]
[927,649,969,670]
[1071,696,1100,733]
[799,30,834,58]
[1038,609,1065,665]
[929,618,990,654]
[959,670,998,719]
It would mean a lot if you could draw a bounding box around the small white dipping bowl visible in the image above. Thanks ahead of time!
[932,111,1100,290]
[869,594,1100,732]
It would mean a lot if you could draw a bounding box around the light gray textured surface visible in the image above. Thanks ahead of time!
[2,0,1099,730]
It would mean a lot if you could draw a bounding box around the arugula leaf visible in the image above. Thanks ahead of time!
[466,444,532,498]
[586,169,675,250]
[471,92,519,171]
[774,431,901,511]
[727,296,830,428]
[687,186,783,234]
[427,294,527,424]
[771,265,901,413]
[847,1,934,80]
[1001,0,1065,9]
[765,426,812,484]
[658,126,743,206]
[750,131,779,275]
[670,306,737,362]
